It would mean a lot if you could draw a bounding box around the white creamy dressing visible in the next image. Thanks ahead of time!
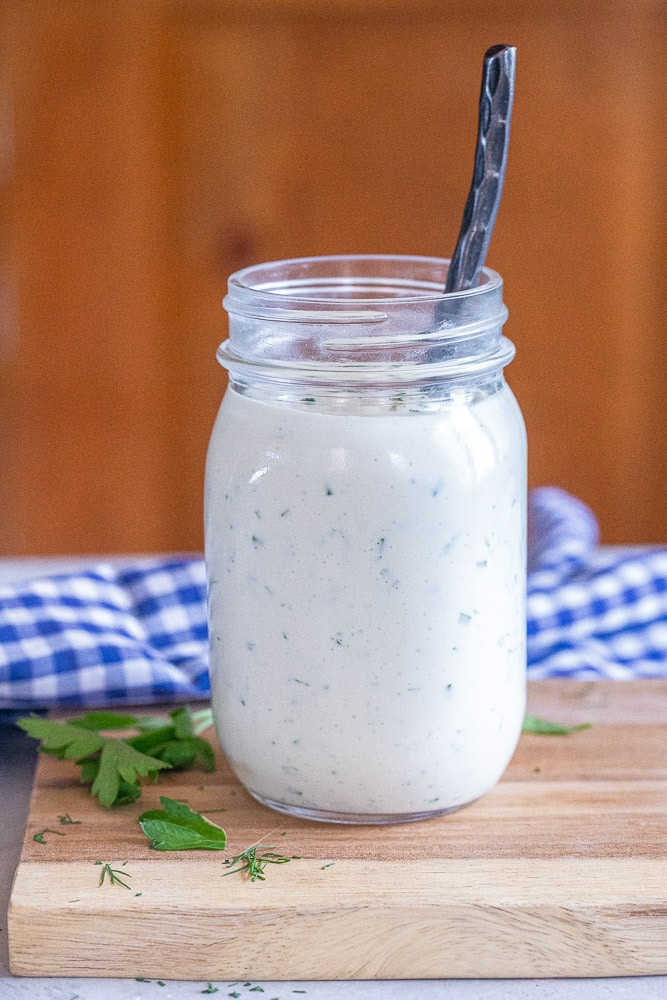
[205,382,527,819]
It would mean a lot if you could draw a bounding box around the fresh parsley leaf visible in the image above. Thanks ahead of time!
[134,716,165,731]
[16,716,104,759]
[522,714,593,736]
[68,711,139,731]
[79,758,100,784]
[17,706,216,807]
[138,796,227,851]
[135,707,213,733]
[171,705,196,739]
[17,716,170,807]
[126,709,216,772]
[80,756,142,805]
[154,736,216,772]
[190,707,214,734]
[126,723,178,755]
[91,740,171,808]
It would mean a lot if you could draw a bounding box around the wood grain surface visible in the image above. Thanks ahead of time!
[8,681,667,980]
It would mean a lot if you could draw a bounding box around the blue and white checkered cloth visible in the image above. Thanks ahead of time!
[1,487,665,709]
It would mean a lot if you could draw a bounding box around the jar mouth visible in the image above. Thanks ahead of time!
[226,254,502,311]
[220,254,511,381]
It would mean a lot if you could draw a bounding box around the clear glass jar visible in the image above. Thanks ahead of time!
[205,255,527,824]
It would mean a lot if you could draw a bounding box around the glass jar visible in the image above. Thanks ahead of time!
[205,255,527,824]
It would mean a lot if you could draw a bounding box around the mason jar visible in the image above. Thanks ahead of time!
[205,254,527,824]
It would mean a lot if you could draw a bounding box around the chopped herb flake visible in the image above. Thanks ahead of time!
[58,813,81,825]
[33,828,65,844]
[522,714,593,736]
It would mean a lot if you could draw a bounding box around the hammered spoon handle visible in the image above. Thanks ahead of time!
[445,44,516,293]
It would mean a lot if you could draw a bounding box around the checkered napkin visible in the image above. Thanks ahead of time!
[1,489,666,710]
[0,559,210,711]
[527,487,667,680]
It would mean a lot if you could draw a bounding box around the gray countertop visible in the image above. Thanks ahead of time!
[1,556,665,999]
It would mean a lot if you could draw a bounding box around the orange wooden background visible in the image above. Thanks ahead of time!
[0,0,665,554]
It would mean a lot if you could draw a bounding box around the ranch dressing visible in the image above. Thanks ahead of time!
[205,255,527,823]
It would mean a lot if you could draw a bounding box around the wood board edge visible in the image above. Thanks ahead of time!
[9,858,667,980]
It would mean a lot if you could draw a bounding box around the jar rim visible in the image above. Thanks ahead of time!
[226,254,502,310]
[220,254,511,382]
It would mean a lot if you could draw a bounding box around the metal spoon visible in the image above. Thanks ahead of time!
[445,44,516,293]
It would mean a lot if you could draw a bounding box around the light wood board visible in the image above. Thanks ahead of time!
[8,680,667,980]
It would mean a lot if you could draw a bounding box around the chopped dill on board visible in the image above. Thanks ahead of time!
[97,862,132,889]
[223,842,301,882]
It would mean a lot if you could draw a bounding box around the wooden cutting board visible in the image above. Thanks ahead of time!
[8,680,667,980]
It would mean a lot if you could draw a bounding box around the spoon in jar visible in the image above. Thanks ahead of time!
[445,44,516,293]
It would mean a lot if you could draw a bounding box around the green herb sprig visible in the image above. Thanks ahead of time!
[223,841,301,882]
[17,706,215,807]
[97,862,132,889]
[33,828,66,844]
